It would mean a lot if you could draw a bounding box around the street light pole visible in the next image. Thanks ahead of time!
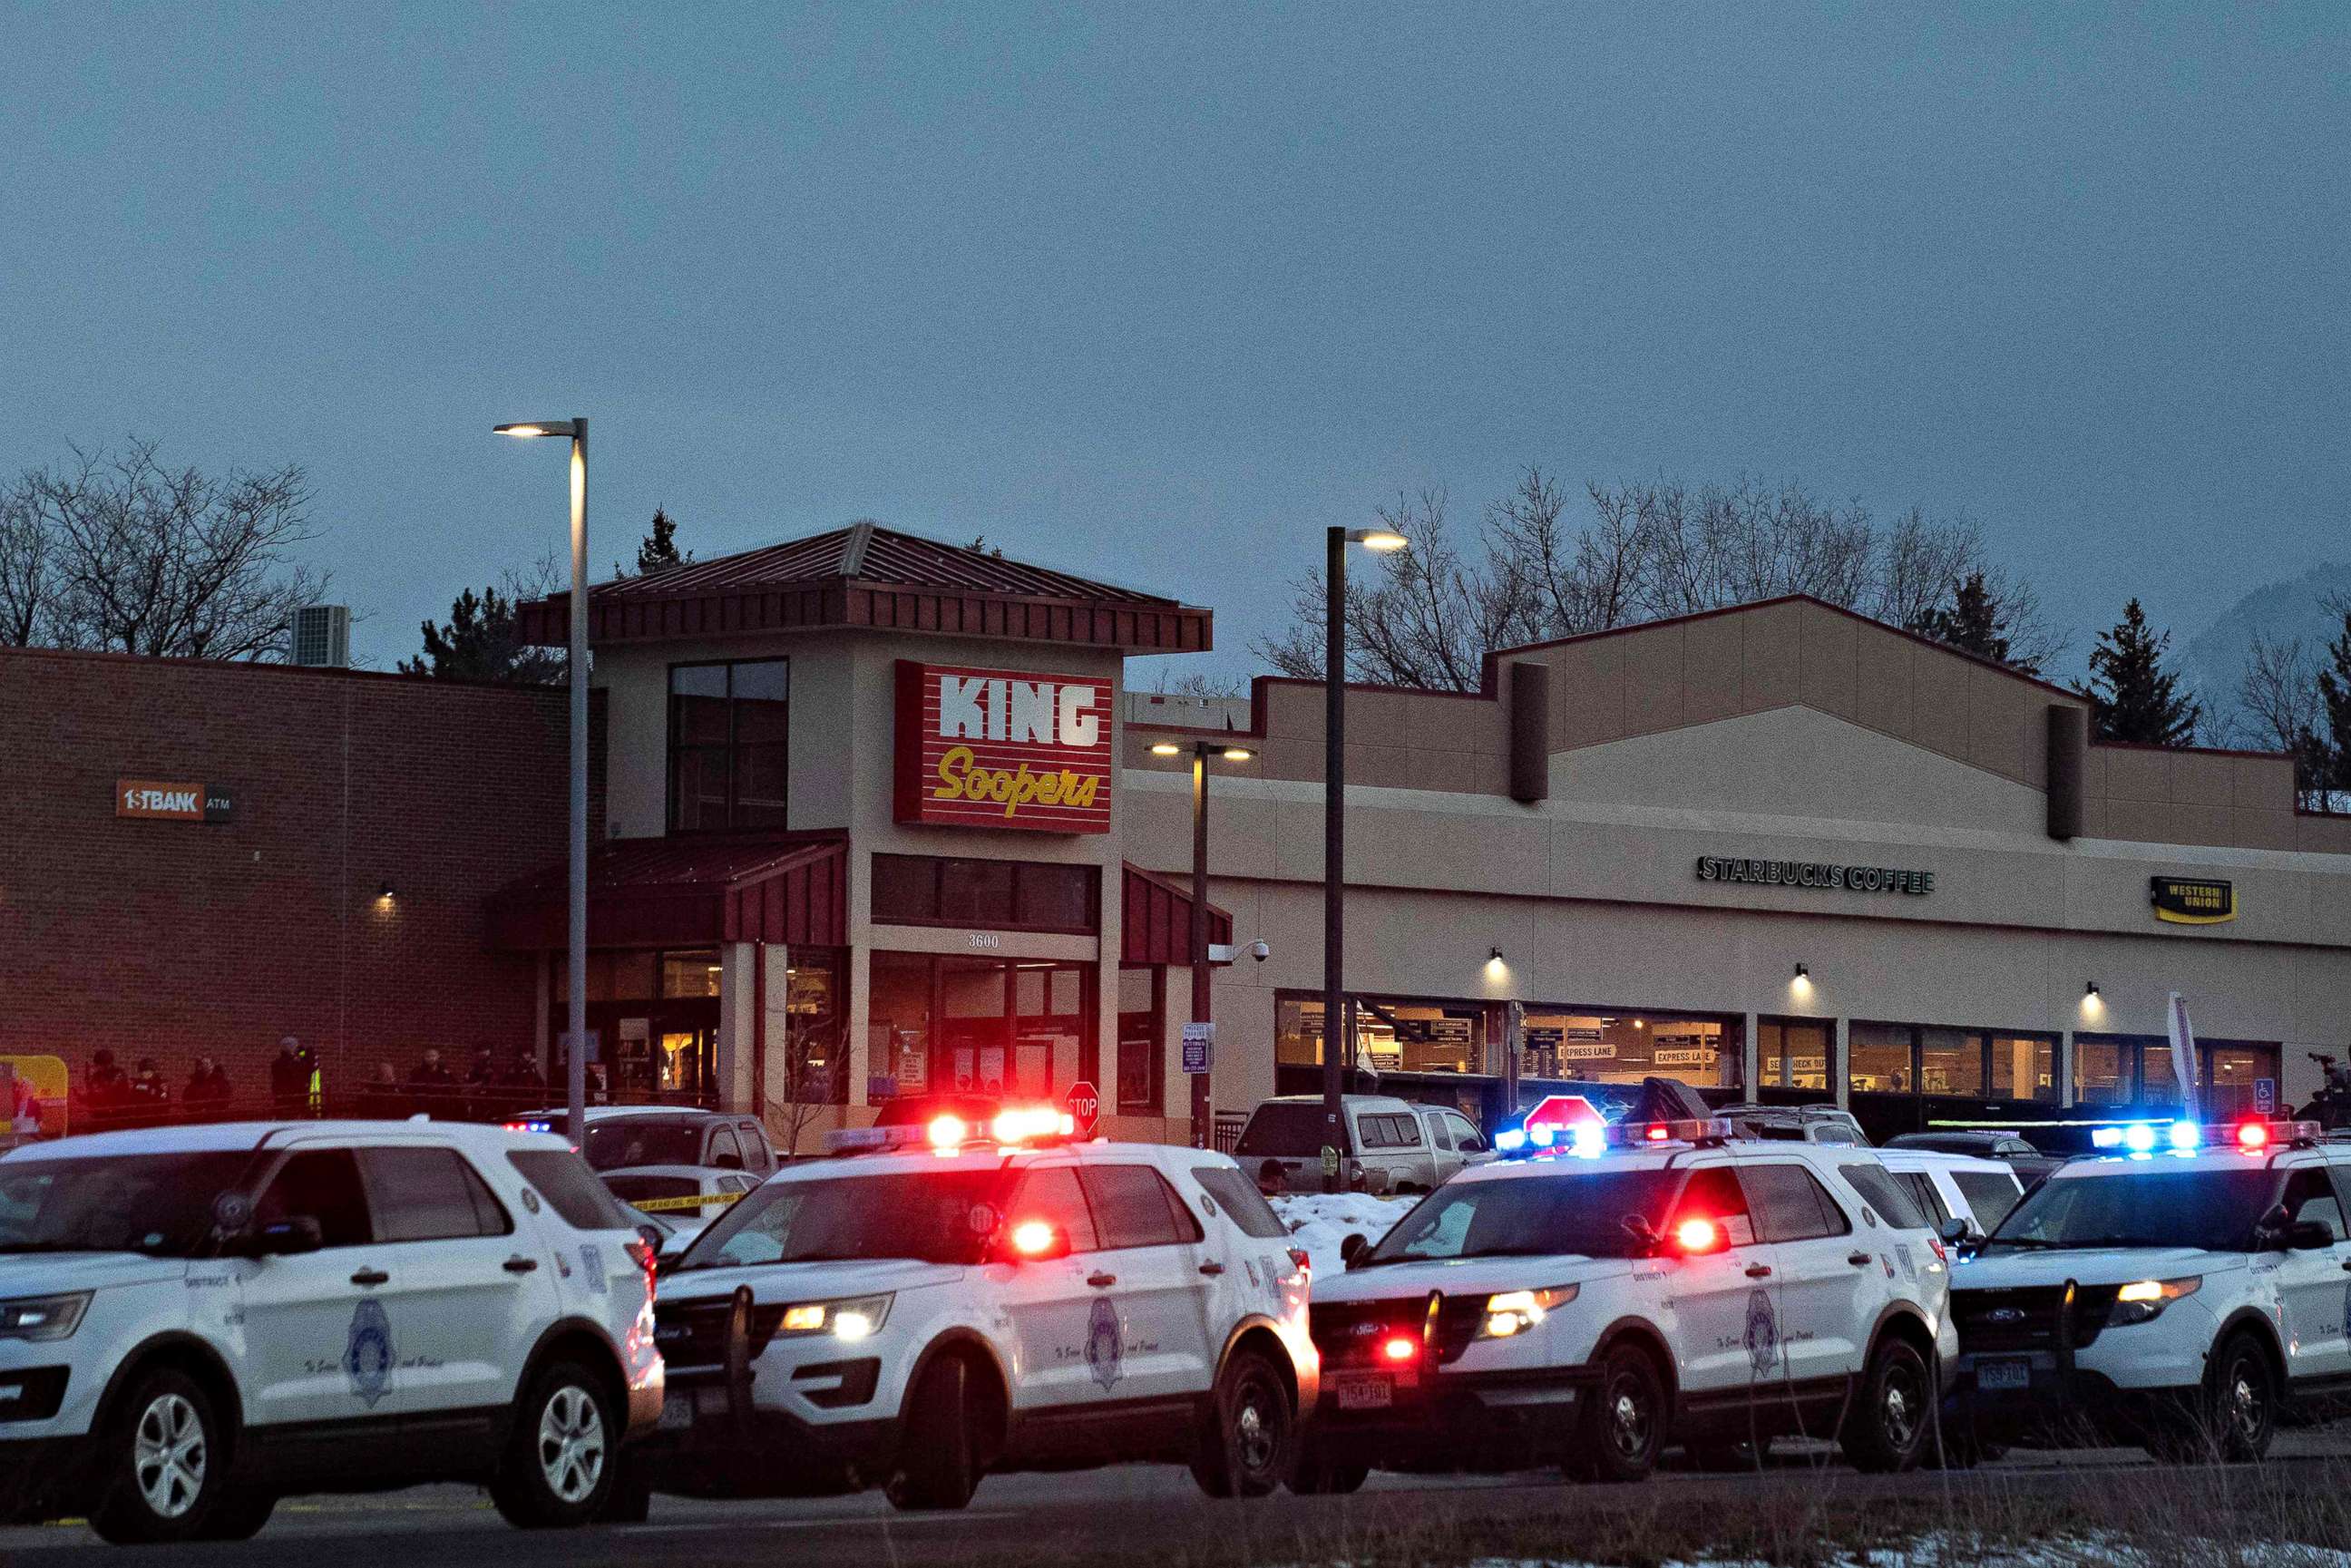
[1152,736,1253,1150]
[497,418,590,1154]
[1322,524,1407,1193]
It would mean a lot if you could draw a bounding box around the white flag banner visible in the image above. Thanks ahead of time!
[2168,992,2201,1125]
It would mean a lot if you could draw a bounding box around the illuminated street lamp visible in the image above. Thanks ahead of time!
[1146,736,1255,1148]
[1322,525,1408,1192]
[494,418,590,1151]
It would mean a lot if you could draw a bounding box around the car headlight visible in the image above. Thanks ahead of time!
[0,1292,91,1342]
[1477,1284,1577,1339]
[2107,1276,2200,1327]
[777,1294,893,1341]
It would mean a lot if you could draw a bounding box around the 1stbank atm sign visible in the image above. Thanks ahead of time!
[893,661,1110,833]
[116,778,235,824]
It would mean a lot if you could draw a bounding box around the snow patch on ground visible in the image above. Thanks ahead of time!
[1269,1193,1416,1276]
[1451,1535,2351,1568]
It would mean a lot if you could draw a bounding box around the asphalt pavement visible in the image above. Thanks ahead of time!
[6,1434,2349,1567]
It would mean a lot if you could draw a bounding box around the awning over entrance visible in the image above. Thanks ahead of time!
[487,833,848,951]
[1121,862,1234,966]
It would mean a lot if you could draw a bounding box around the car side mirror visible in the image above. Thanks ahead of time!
[1339,1232,1370,1269]
[1939,1217,1971,1246]
[253,1216,322,1257]
[2285,1220,2336,1251]
[1621,1213,1663,1254]
[636,1223,668,1254]
[713,1152,744,1171]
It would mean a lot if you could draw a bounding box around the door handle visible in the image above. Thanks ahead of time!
[1198,1262,1225,1277]
[1744,1263,1773,1280]
[2339,1259,2351,1273]
[1849,1252,1876,1267]
[1087,1271,1118,1289]
[503,1255,540,1274]
[350,1269,389,1287]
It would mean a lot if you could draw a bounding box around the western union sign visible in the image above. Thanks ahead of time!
[2151,876,2235,925]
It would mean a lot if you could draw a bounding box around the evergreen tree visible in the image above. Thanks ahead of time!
[399,585,565,685]
[634,506,689,575]
[2079,599,2200,746]
[1907,570,2039,674]
[2315,608,2351,798]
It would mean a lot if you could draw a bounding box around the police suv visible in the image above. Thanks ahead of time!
[1949,1117,2351,1463]
[643,1107,1317,1509]
[1295,1115,1958,1489]
[0,1121,663,1544]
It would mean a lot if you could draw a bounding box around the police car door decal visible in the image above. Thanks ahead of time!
[346,1299,394,1407]
[1086,1297,1125,1390]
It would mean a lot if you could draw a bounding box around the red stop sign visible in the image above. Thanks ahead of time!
[1524,1094,1601,1129]
[1064,1080,1101,1136]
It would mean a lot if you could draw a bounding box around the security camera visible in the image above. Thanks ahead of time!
[1249,940,1271,964]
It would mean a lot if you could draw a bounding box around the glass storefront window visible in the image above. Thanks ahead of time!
[668,658,789,832]
[866,952,1095,1102]
[1848,1024,1913,1095]
[2074,1039,2128,1105]
[869,855,1099,934]
[2140,1044,2180,1107]
[780,953,847,1106]
[1520,1011,1739,1090]
[1919,1027,1983,1096]
[1760,1018,1831,1091]
[869,952,935,1097]
[1273,994,1487,1075]
[2206,1045,2279,1118]
[662,950,721,999]
[1987,1035,2056,1103]
[1117,968,1163,1114]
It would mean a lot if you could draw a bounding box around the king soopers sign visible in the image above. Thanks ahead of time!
[1695,855,1935,896]
[894,660,1112,834]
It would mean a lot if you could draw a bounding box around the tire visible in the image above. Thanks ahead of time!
[491,1359,619,1529]
[598,1453,652,1524]
[1287,1436,1371,1495]
[1191,1348,1295,1498]
[1841,1335,1934,1475]
[1565,1343,1666,1484]
[88,1368,227,1545]
[197,1487,278,1541]
[2153,1332,2277,1465]
[887,1355,982,1512]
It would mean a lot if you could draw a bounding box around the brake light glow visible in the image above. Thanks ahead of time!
[1380,1335,1418,1363]
[2238,1123,2270,1150]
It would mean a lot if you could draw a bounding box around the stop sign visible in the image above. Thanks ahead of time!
[1064,1080,1101,1137]
[1524,1094,1601,1129]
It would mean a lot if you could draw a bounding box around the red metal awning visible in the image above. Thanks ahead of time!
[487,833,847,951]
[1121,862,1234,967]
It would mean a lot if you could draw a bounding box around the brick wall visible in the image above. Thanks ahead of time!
[0,647,601,1105]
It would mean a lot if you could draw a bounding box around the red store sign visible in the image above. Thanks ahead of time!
[893,661,1111,834]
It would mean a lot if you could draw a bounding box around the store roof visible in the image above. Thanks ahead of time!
[486,833,848,950]
[517,521,1211,654]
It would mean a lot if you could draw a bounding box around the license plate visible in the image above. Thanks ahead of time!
[1331,1372,1394,1410]
[1977,1358,2032,1392]
[658,1393,694,1431]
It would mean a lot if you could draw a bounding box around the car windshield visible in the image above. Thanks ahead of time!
[581,1119,705,1172]
[1361,1169,1682,1264]
[0,1153,255,1258]
[673,1170,1010,1270]
[1235,1104,1344,1157]
[1983,1168,2278,1253]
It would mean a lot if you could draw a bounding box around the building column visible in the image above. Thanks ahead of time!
[2058,1030,2075,1109]
[1831,1018,1850,1110]
[533,953,551,1074]
[845,947,873,1110]
[1742,1011,1761,1099]
[716,941,758,1113]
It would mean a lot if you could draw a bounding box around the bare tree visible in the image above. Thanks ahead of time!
[20,440,327,660]
[0,478,62,648]
[1254,466,2063,692]
[764,1011,844,1161]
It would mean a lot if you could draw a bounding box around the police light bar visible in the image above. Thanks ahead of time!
[2209,1119,2318,1151]
[504,1119,556,1135]
[1604,1118,1731,1149]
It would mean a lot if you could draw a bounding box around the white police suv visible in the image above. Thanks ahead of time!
[0,1120,663,1544]
[1294,1115,1958,1489]
[1949,1117,2351,1463]
[643,1108,1317,1509]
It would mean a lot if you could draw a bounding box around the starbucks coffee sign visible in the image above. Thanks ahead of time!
[1695,855,1935,897]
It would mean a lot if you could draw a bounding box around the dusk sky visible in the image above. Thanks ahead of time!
[5,4,2344,684]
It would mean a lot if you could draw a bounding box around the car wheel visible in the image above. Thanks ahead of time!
[2155,1332,2277,1464]
[196,1487,278,1541]
[597,1452,653,1524]
[89,1368,226,1545]
[1287,1435,1371,1495]
[1565,1343,1666,1484]
[1842,1335,1933,1474]
[887,1354,982,1511]
[491,1360,618,1529]
[1192,1347,1294,1498]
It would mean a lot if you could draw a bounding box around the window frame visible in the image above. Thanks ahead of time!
[1849,1021,2060,1105]
[869,854,1102,937]
[665,657,791,833]
[358,1146,513,1242]
[1739,1163,1853,1242]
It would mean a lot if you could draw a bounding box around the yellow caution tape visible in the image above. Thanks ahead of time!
[626,1191,746,1214]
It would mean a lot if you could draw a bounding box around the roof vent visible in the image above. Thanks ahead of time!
[292,604,351,668]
